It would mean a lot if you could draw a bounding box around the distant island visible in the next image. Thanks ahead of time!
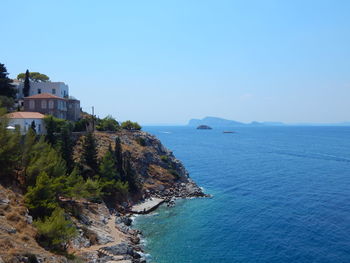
[188,116,284,127]
[188,117,350,127]
[197,125,212,130]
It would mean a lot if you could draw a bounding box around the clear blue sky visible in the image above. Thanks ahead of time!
[2,0,350,125]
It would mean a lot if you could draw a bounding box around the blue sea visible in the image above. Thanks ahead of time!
[134,126,350,263]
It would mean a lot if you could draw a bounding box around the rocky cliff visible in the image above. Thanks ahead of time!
[74,130,205,199]
[0,130,205,263]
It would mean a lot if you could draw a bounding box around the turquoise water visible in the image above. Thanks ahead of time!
[134,126,350,263]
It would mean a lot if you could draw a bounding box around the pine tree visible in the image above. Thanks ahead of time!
[83,178,102,202]
[0,63,16,99]
[100,148,118,181]
[34,207,77,251]
[25,137,66,186]
[24,172,58,218]
[23,69,30,97]
[0,111,21,183]
[22,128,37,169]
[81,132,99,175]
[99,148,119,198]
[60,167,87,198]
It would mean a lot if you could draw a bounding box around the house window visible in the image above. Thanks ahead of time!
[49,100,54,109]
[38,89,41,94]
[29,100,35,109]
[38,124,41,133]
[41,100,47,109]
[52,89,56,94]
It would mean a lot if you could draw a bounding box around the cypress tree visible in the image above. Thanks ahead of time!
[44,116,56,145]
[81,132,99,175]
[123,152,139,193]
[0,63,16,99]
[30,120,36,133]
[23,69,30,97]
[114,137,124,178]
[58,124,75,173]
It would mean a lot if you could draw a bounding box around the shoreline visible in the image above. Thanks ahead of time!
[123,193,209,263]
[130,198,166,214]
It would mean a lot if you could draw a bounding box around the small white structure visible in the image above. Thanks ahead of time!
[16,81,69,99]
[6,112,46,135]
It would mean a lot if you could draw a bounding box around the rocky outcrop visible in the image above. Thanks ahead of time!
[196,125,212,129]
[75,130,207,200]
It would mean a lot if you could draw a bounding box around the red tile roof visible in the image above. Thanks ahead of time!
[6,112,46,119]
[25,93,64,99]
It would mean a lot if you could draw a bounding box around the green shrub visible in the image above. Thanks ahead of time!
[96,115,120,131]
[135,137,146,146]
[121,120,141,130]
[168,169,180,180]
[73,118,89,132]
[34,207,77,251]
[160,155,170,163]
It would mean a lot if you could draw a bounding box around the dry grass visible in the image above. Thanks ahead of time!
[0,185,64,262]
[5,212,21,222]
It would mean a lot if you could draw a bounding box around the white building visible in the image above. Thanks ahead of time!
[6,112,46,135]
[16,81,69,99]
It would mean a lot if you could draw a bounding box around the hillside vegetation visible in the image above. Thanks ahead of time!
[0,110,202,262]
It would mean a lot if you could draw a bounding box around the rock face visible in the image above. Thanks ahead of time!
[196,125,212,130]
[115,216,132,226]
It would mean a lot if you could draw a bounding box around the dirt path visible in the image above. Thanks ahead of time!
[80,215,125,253]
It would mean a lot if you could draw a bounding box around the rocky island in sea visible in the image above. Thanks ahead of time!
[189,116,285,127]
[196,125,212,130]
